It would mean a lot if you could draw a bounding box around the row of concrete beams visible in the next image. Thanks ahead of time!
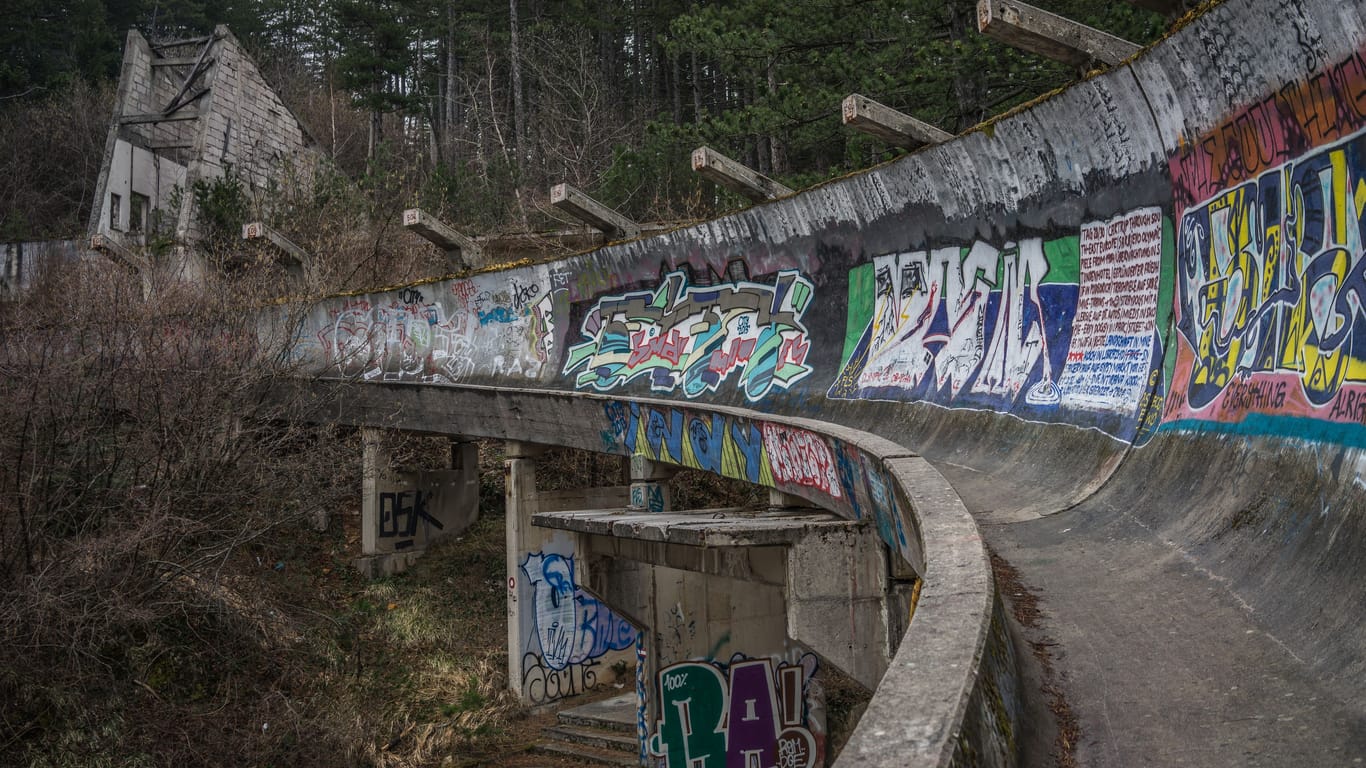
[99,0,1153,278]
[244,3,1148,269]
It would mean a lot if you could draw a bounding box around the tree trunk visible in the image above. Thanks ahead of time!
[509,0,526,160]
[369,71,384,161]
[766,60,786,175]
[948,1,986,131]
[691,51,702,118]
[671,51,682,123]
[445,7,459,167]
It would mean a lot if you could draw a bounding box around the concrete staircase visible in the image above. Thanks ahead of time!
[535,693,640,766]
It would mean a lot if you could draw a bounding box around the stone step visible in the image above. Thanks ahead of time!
[532,739,639,767]
[555,692,637,734]
[542,723,638,753]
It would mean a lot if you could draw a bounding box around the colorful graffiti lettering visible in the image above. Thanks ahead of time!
[837,239,1063,403]
[602,401,774,488]
[647,656,820,768]
[309,271,561,384]
[831,210,1168,442]
[1168,124,1366,427]
[600,400,919,571]
[761,423,841,499]
[563,270,815,401]
[1170,48,1366,216]
[519,551,638,673]
[631,482,667,513]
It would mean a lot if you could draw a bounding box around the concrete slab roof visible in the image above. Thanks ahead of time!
[533,507,862,547]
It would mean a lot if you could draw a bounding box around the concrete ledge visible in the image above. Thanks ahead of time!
[353,550,423,578]
[533,507,858,547]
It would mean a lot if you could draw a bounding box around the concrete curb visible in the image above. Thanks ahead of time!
[834,457,1004,767]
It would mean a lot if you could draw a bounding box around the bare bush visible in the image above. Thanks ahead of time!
[0,261,356,764]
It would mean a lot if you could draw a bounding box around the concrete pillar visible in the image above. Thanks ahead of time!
[629,456,677,513]
[505,440,547,699]
[768,488,819,511]
[506,442,641,706]
[360,427,394,556]
[356,430,480,577]
[787,527,892,689]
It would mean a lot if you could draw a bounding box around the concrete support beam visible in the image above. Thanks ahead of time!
[586,536,789,587]
[842,94,954,148]
[690,146,794,202]
[549,183,641,240]
[89,233,145,273]
[118,111,201,124]
[977,0,1141,68]
[242,221,308,268]
[629,456,677,513]
[402,208,482,270]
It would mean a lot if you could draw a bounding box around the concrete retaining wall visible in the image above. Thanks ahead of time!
[280,0,1366,763]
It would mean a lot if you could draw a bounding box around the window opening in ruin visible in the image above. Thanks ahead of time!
[109,194,122,231]
[130,193,150,233]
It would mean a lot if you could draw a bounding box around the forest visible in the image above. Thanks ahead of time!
[1,0,1168,246]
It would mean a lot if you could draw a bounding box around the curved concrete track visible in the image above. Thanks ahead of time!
[281,0,1366,763]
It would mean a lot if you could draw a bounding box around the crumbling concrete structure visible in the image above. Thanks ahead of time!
[88,26,320,280]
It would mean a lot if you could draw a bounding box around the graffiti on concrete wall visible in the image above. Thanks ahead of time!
[378,490,443,550]
[762,423,842,499]
[830,210,1169,442]
[647,654,823,768]
[1164,48,1366,437]
[563,270,814,401]
[518,549,638,704]
[1054,209,1165,413]
[599,400,914,571]
[370,465,478,554]
[311,272,560,384]
[631,482,668,513]
[1167,126,1366,428]
[601,401,775,487]
[1168,48,1366,216]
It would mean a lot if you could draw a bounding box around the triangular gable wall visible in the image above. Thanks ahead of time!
[88,26,320,279]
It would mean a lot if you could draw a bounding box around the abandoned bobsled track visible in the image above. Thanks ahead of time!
[275,0,1366,764]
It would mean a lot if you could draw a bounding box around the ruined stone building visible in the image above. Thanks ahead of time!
[85,25,320,281]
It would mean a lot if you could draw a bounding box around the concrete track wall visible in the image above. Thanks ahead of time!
[282,0,1366,763]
